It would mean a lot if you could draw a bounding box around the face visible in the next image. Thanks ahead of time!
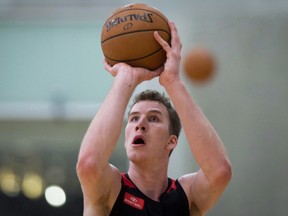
[125,101,176,163]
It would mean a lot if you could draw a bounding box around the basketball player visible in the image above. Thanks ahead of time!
[77,21,232,216]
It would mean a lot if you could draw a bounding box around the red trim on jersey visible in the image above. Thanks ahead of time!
[166,179,177,193]
[121,173,136,188]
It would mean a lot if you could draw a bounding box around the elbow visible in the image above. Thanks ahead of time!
[76,156,98,178]
[212,160,233,188]
[76,152,108,181]
[76,157,89,177]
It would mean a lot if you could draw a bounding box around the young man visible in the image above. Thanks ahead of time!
[77,22,232,216]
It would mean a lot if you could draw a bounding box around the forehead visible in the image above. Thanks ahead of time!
[130,100,168,116]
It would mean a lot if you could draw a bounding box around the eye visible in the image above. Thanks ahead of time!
[149,116,159,122]
[129,116,139,122]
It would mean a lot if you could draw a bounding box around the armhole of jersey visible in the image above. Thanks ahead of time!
[175,179,190,214]
[109,174,126,216]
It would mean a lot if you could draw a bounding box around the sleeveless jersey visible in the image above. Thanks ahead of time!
[109,173,190,216]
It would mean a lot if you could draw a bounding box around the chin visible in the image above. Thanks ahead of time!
[127,152,146,163]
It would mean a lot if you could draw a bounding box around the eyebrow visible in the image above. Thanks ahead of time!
[129,110,163,116]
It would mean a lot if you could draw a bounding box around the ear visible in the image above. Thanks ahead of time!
[166,135,178,151]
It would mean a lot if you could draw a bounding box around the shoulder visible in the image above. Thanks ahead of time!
[178,170,227,215]
[178,173,197,197]
[82,164,122,215]
[178,173,203,214]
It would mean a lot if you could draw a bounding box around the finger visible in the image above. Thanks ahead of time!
[103,59,118,77]
[153,65,164,74]
[151,67,163,77]
[135,65,161,80]
[103,59,112,71]
[145,70,161,80]
[169,21,182,50]
[154,31,171,52]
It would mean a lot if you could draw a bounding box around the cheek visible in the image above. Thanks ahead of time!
[125,124,130,137]
[124,125,132,145]
[152,127,170,141]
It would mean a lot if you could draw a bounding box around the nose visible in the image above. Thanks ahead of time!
[135,125,146,132]
[135,117,147,132]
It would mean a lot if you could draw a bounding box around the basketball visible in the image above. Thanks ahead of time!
[183,47,216,83]
[101,3,171,70]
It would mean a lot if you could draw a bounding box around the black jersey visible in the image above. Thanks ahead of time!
[109,173,190,216]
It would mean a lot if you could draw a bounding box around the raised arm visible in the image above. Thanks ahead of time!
[155,22,232,214]
[76,62,161,214]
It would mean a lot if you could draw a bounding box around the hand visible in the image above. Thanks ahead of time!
[104,60,162,87]
[154,21,182,87]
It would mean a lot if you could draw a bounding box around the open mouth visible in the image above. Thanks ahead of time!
[132,136,145,145]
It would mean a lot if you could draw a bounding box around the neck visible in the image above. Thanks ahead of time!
[128,162,169,201]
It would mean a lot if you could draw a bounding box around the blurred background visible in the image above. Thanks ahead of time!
[1,0,288,215]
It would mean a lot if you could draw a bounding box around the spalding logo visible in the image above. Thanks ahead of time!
[105,13,154,32]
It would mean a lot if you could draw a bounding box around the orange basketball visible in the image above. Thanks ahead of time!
[101,3,171,70]
[183,47,216,83]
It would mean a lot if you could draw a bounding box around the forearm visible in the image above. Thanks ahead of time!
[78,74,136,171]
[165,80,231,182]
